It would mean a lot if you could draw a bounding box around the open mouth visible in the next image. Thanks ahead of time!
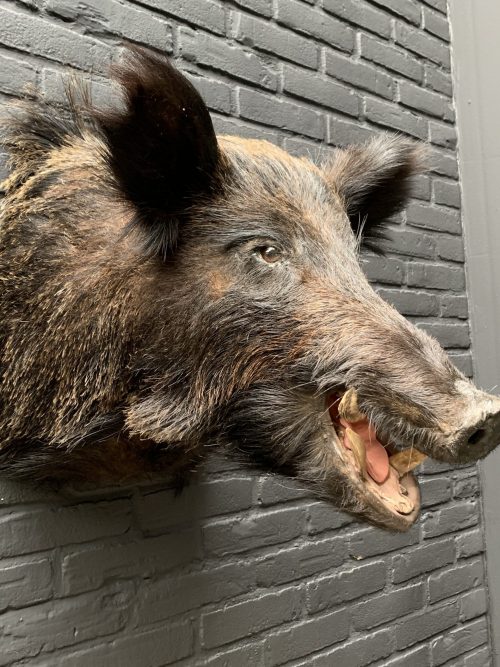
[327,388,428,529]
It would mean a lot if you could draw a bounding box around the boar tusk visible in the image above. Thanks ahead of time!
[338,388,365,422]
[389,449,427,476]
[345,427,367,475]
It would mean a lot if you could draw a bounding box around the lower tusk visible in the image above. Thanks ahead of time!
[389,449,427,476]
[345,427,367,475]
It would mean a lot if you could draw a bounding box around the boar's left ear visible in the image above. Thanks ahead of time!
[94,46,222,257]
[323,134,426,253]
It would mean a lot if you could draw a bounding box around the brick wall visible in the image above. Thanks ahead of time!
[0,0,491,665]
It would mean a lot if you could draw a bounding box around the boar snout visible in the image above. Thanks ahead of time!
[439,384,500,464]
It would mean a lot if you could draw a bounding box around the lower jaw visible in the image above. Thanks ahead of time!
[327,389,425,531]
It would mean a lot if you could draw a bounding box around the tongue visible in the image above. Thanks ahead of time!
[340,417,390,484]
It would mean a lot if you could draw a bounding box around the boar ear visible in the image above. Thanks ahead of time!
[324,134,426,253]
[94,46,221,257]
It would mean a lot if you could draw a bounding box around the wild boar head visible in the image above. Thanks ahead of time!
[1,47,499,531]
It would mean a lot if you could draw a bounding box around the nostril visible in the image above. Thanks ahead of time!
[468,428,486,445]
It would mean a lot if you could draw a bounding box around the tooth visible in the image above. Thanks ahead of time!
[346,427,366,475]
[338,388,365,422]
[389,449,427,476]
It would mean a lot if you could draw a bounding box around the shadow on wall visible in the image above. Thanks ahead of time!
[2,457,358,662]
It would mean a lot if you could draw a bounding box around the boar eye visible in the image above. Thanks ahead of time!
[255,245,282,264]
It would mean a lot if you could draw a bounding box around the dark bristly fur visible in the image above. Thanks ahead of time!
[1,47,498,531]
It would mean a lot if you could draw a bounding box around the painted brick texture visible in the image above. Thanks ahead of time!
[0,1,492,666]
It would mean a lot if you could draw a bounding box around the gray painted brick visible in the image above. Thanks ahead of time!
[235,12,319,69]
[395,601,460,650]
[420,475,452,507]
[296,627,394,667]
[363,255,406,285]
[239,87,325,139]
[422,0,448,13]
[0,5,113,74]
[392,538,455,583]
[455,475,480,499]
[325,50,394,100]
[185,72,233,114]
[306,502,353,535]
[202,506,306,556]
[136,560,255,625]
[407,262,466,291]
[0,582,133,665]
[61,530,200,595]
[456,528,485,559]
[434,179,461,207]
[441,294,469,319]
[429,557,484,603]
[425,64,453,96]
[133,0,225,35]
[180,28,278,91]
[202,587,302,648]
[413,173,432,200]
[276,0,355,52]
[349,526,420,559]
[283,64,359,116]
[399,80,455,121]
[423,500,479,538]
[369,0,421,25]
[423,6,451,41]
[257,474,310,505]
[200,642,265,667]
[0,500,131,558]
[255,535,347,586]
[430,146,460,178]
[328,115,375,146]
[266,609,350,665]
[323,0,392,38]
[464,645,493,667]
[448,351,473,377]
[352,583,424,630]
[395,21,451,68]
[407,201,461,234]
[0,558,53,612]
[45,0,172,50]
[135,476,254,533]
[431,618,488,666]
[381,645,432,667]
[415,319,470,348]
[430,119,458,148]
[212,114,280,144]
[361,34,424,82]
[0,51,38,96]
[307,561,387,613]
[37,621,194,667]
[460,588,488,622]
[383,227,437,259]
[364,97,428,139]
[377,288,439,317]
[232,0,272,16]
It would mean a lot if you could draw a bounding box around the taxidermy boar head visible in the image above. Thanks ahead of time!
[1,47,499,531]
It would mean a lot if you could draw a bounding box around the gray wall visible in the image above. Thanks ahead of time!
[0,1,490,665]
[449,1,500,664]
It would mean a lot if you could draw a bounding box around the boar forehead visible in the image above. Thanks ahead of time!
[196,136,360,267]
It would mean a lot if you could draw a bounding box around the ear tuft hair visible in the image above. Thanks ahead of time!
[324,134,427,253]
[94,46,221,257]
